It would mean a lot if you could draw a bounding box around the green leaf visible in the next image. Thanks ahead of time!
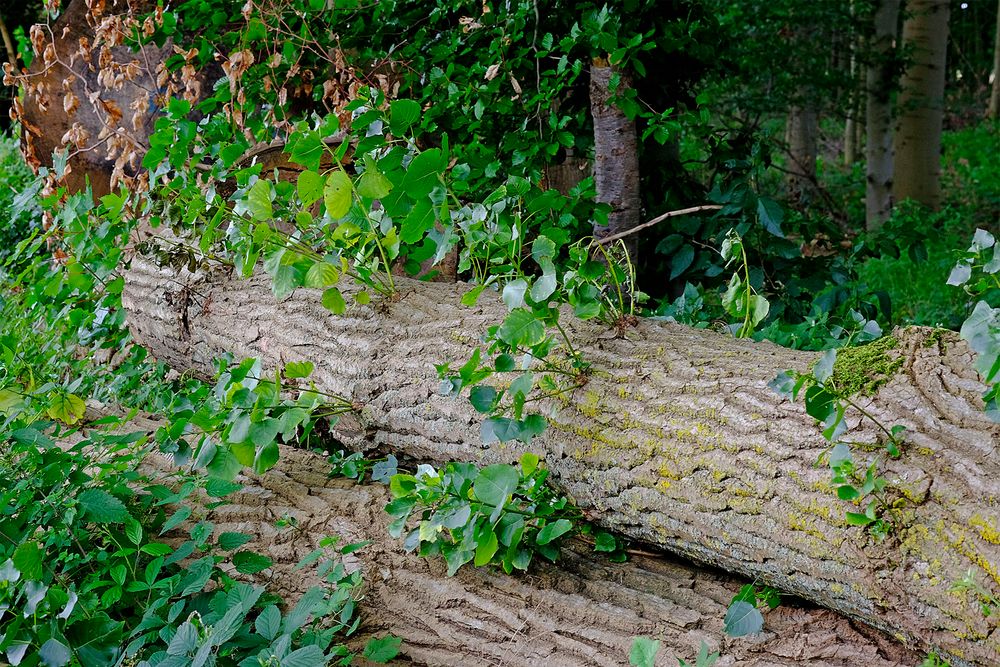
[535,519,573,545]
[837,485,861,501]
[358,163,393,199]
[247,179,273,221]
[322,287,347,314]
[593,531,617,552]
[285,361,315,379]
[757,196,784,237]
[217,532,254,551]
[46,392,86,424]
[281,646,324,667]
[253,441,280,474]
[363,635,403,664]
[233,550,272,574]
[38,639,71,667]
[297,170,325,206]
[255,605,281,641]
[401,149,443,198]
[723,600,764,636]
[469,386,497,413]
[497,309,545,347]
[12,540,43,580]
[473,464,520,507]
[520,452,539,476]
[324,170,353,218]
[845,511,875,526]
[628,637,660,667]
[502,279,528,310]
[78,489,129,523]
[401,198,436,244]
[474,524,499,566]
[390,99,421,135]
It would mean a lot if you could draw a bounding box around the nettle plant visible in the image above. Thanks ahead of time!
[770,347,906,540]
[947,228,1000,421]
[0,417,399,667]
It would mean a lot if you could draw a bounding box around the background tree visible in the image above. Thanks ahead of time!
[893,0,951,208]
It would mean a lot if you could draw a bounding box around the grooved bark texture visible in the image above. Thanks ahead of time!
[866,0,902,230]
[88,411,920,667]
[122,259,1000,666]
[589,64,641,261]
[893,0,950,208]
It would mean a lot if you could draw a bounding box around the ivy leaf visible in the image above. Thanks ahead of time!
[473,464,519,507]
[723,600,764,636]
[297,170,324,206]
[324,170,353,218]
[247,180,273,221]
[401,149,443,198]
[78,489,129,523]
[46,392,86,424]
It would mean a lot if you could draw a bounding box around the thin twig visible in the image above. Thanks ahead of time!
[596,204,723,245]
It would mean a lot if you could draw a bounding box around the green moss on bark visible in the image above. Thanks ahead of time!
[829,336,903,396]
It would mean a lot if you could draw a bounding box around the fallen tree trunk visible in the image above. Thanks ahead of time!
[121,257,1000,665]
[78,410,918,666]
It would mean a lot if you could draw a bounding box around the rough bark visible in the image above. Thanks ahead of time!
[866,0,902,231]
[589,63,641,262]
[77,410,919,667]
[121,255,1000,666]
[989,0,1000,120]
[893,0,950,209]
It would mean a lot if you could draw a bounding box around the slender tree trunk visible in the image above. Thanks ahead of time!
[75,410,919,667]
[845,3,862,167]
[866,0,902,231]
[121,255,1000,667]
[0,11,17,71]
[589,61,641,262]
[786,100,819,204]
[893,0,950,209]
[989,0,1000,119]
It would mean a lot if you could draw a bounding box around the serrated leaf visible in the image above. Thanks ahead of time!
[255,605,281,641]
[46,392,86,424]
[12,541,43,580]
[78,489,129,523]
[217,532,254,551]
[628,637,660,667]
[233,550,272,574]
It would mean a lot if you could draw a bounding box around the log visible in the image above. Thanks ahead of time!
[121,257,1000,665]
[78,410,919,667]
